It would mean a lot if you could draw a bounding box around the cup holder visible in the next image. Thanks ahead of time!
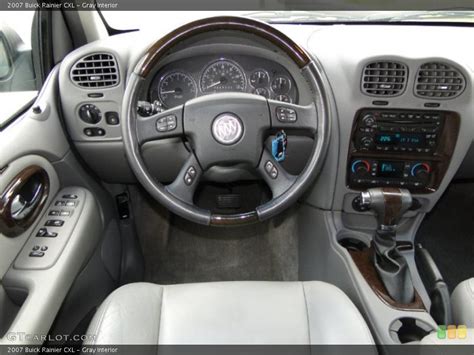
[389,317,436,343]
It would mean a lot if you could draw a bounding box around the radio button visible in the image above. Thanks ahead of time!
[362,114,376,127]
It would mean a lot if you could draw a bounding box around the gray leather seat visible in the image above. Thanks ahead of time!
[86,281,374,345]
[452,278,474,327]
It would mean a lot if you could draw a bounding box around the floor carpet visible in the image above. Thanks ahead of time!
[129,186,299,284]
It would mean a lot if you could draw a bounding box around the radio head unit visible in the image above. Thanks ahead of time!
[354,110,442,154]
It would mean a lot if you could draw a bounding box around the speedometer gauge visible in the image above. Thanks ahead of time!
[158,72,197,108]
[201,60,246,93]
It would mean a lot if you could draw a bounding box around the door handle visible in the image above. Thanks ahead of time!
[11,181,44,221]
[0,165,50,237]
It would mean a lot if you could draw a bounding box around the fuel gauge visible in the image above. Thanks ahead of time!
[271,75,291,95]
[275,94,292,103]
[253,87,270,98]
[250,70,270,87]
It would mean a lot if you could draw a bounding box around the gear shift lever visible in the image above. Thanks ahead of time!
[359,187,415,304]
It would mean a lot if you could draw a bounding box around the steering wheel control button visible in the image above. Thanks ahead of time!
[276,107,297,122]
[49,210,60,216]
[45,220,65,227]
[156,114,177,132]
[62,194,78,199]
[40,246,48,251]
[32,245,40,251]
[184,166,197,186]
[265,161,279,179]
[211,113,243,145]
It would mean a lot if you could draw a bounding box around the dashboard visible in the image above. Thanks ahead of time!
[149,55,298,109]
[57,21,474,214]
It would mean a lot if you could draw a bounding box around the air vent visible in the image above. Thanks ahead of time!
[415,62,465,99]
[361,61,408,96]
[71,53,119,88]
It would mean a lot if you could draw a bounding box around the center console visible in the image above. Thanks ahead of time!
[348,108,460,193]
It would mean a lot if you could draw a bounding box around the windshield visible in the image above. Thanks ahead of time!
[103,10,474,31]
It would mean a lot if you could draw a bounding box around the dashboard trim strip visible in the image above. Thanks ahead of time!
[138,16,311,78]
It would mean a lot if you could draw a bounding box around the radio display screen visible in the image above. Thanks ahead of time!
[377,161,404,178]
[375,133,425,146]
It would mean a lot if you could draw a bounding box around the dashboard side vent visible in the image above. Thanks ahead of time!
[71,53,119,88]
[361,61,408,97]
[415,62,465,99]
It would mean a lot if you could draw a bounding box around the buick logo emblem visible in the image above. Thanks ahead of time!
[211,114,243,145]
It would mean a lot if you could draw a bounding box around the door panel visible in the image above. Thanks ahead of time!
[0,68,66,279]
[0,156,60,278]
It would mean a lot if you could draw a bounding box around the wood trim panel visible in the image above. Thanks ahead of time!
[0,166,50,238]
[138,16,311,78]
[349,247,426,311]
[210,211,258,226]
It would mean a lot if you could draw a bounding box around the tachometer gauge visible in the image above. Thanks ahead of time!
[158,72,197,108]
[201,60,246,93]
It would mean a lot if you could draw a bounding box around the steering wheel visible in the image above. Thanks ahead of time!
[122,16,330,226]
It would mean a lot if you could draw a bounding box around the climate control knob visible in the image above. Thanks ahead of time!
[360,136,374,149]
[411,163,431,180]
[79,104,102,124]
[351,160,371,176]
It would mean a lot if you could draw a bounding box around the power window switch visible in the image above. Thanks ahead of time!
[29,251,45,257]
[45,220,64,227]
[36,228,58,238]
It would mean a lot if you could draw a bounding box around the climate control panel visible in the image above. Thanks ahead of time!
[349,159,432,189]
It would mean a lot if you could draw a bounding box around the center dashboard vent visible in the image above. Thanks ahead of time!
[415,62,465,99]
[361,61,408,97]
[70,53,119,88]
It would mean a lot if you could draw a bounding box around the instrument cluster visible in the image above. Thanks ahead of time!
[149,55,298,109]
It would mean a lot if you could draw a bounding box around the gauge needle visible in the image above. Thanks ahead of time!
[206,81,222,89]
[160,90,177,95]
